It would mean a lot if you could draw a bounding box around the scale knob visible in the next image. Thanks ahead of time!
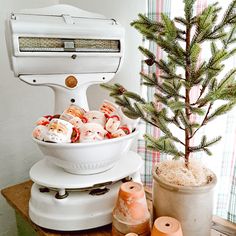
[65,75,78,88]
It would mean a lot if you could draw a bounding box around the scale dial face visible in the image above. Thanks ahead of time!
[30,151,142,189]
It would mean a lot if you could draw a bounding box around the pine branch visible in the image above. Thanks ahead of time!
[189,106,205,115]
[156,59,172,75]
[192,46,233,106]
[218,68,236,89]
[139,46,155,59]
[160,74,185,81]
[179,111,192,134]
[154,93,169,106]
[162,81,185,99]
[190,102,213,139]
[140,72,157,87]
[222,0,236,25]
[150,77,185,100]
[133,102,146,117]
[172,112,185,130]
[189,135,222,156]
[154,97,186,131]
[122,107,141,119]
[101,0,236,168]
[205,1,236,40]
[123,91,146,104]
[155,36,185,61]
[192,3,217,44]
[168,54,186,67]
[207,101,236,122]
[131,13,164,34]
[208,49,228,69]
[144,134,184,158]
[161,13,178,40]
[147,112,181,141]
[190,43,201,64]
[216,83,236,100]
[167,100,186,111]
[225,48,236,60]
[190,62,207,86]
[211,41,218,54]
[174,17,188,26]
[196,68,236,107]
[184,0,196,22]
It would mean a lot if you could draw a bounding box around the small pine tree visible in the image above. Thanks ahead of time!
[101,0,236,168]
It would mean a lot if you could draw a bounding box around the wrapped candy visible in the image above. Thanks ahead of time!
[79,123,107,143]
[32,125,48,141]
[84,110,106,126]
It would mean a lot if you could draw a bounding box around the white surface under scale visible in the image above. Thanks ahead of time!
[30,151,143,189]
[29,173,141,231]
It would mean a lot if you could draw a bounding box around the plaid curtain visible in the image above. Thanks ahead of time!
[137,0,236,223]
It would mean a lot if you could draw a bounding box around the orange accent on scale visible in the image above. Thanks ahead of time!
[65,75,78,88]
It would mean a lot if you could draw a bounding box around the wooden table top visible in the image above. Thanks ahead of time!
[1,180,152,236]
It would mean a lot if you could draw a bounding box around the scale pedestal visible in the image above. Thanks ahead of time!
[29,151,142,231]
[6,3,140,232]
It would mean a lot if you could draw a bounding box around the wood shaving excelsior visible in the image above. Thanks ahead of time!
[156,159,214,186]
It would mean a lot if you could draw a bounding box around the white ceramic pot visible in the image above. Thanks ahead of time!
[33,130,138,175]
[152,165,217,236]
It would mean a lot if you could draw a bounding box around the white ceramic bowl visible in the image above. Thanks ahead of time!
[33,130,138,175]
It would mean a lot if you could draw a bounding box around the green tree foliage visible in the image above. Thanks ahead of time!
[101,0,236,167]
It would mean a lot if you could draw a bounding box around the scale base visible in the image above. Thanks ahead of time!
[29,151,143,231]
[29,174,141,231]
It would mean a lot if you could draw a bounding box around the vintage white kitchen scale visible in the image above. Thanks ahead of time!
[6,4,143,231]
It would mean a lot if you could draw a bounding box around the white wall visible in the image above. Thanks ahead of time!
[0,1,145,235]
[0,1,58,235]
